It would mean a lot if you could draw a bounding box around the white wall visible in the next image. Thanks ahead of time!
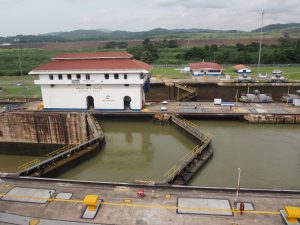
[192,69,222,76]
[41,84,143,110]
[237,68,251,73]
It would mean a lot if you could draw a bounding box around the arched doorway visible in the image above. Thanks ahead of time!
[124,96,131,110]
[86,96,94,110]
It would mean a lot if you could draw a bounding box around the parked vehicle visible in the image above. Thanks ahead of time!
[269,70,288,83]
[281,90,300,103]
[258,73,269,79]
[234,74,256,83]
[240,90,273,103]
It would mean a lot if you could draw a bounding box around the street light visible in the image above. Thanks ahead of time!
[257,11,264,78]
[235,167,241,203]
[14,38,27,98]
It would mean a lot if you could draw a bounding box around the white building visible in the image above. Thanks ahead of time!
[29,52,153,111]
[233,64,252,74]
[189,62,224,76]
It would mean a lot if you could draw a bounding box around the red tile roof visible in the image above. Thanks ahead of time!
[233,64,252,70]
[31,58,153,72]
[189,62,224,70]
[52,52,133,60]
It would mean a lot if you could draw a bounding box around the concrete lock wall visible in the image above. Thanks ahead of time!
[146,83,300,102]
[0,112,88,145]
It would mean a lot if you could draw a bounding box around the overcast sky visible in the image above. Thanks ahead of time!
[0,0,299,36]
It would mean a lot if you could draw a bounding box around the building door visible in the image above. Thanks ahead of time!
[124,96,131,110]
[86,96,94,110]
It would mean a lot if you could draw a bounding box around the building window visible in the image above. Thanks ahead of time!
[67,74,72,80]
[50,84,55,88]
[105,74,109,79]
[114,74,119,79]
[124,84,129,87]
[49,74,54,80]
[76,74,81,80]
[124,74,127,79]
[86,84,91,87]
[86,74,90,80]
[58,74,63,80]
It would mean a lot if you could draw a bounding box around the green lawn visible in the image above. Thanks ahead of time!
[152,66,300,80]
[152,68,190,79]
[224,66,300,79]
[0,75,41,98]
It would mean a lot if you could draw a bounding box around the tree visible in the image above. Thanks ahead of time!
[105,41,116,49]
[210,44,218,52]
[126,46,144,60]
[167,40,178,48]
[236,43,245,51]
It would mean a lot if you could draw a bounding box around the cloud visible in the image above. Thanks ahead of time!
[0,0,299,36]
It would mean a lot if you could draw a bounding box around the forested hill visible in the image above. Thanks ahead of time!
[252,23,300,32]
[1,23,300,43]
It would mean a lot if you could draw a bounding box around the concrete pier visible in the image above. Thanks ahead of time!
[0,176,299,225]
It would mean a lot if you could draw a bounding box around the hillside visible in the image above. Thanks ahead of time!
[1,23,300,44]
[252,23,300,32]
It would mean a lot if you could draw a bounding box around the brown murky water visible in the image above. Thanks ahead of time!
[1,118,299,189]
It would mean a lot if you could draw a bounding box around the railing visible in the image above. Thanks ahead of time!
[174,83,197,93]
[174,83,198,101]
[171,114,212,142]
[163,113,212,183]
[18,159,42,171]
[18,136,94,171]
[18,113,104,175]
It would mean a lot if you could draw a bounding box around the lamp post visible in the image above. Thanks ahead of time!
[235,168,241,203]
[14,38,27,98]
[257,11,264,78]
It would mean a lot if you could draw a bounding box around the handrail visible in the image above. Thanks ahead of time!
[163,113,212,183]
[18,134,96,171]
[174,83,198,101]
[18,159,41,171]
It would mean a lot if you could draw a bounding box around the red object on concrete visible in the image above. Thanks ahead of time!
[240,202,245,215]
[137,189,145,198]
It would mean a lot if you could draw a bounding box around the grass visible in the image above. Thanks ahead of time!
[152,68,191,79]
[152,66,300,80]
[0,76,41,98]
[223,66,300,80]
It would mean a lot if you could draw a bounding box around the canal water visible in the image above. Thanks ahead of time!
[1,118,299,189]
[0,155,45,173]
[57,118,196,182]
[57,118,300,189]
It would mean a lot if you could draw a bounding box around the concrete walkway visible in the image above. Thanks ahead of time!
[0,177,299,225]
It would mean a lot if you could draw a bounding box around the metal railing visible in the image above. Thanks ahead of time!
[171,114,212,142]
[18,114,104,174]
[18,135,94,171]
[163,114,212,183]
[174,83,198,101]
[18,159,42,171]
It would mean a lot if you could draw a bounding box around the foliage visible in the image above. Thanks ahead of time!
[105,41,128,49]
[127,39,159,63]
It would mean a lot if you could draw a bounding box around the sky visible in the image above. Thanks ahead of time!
[0,0,299,36]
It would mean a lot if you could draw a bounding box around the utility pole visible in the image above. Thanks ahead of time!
[15,38,27,98]
[235,168,241,203]
[257,11,264,78]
